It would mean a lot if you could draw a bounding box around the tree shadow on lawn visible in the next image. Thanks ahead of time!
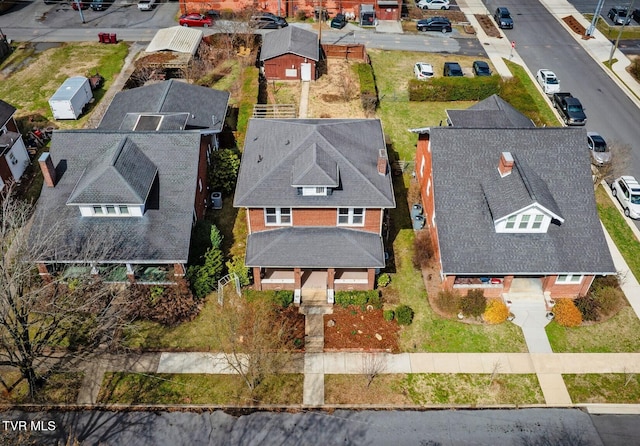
[385,144,412,275]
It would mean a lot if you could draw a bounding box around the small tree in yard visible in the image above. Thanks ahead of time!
[412,230,434,269]
[209,149,241,195]
[361,353,386,388]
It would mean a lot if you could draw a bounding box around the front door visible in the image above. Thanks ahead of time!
[301,63,312,81]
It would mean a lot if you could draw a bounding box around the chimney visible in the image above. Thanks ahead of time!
[377,149,388,176]
[498,151,514,177]
[39,152,56,187]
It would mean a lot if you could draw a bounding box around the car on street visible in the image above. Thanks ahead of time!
[417,0,450,10]
[443,62,463,77]
[250,13,288,29]
[536,69,560,95]
[90,0,109,11]
[179,13,214,27]
[611,176,640,219]
[416,17,452,33]
[608,7,632,25]
[587,132,611,166]
[331,13,347,29]
[71,1,89,10]
[472,61,492,76]
[414,62,434,79]
[137,0,156,11]
[494,7,513,29]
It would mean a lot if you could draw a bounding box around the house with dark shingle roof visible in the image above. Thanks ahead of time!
[0,99,30,192]
[234,118,395,304]
[446,94,535,128]
[412,123,616,305]
[30,130,208,284]
[259,26,319,81]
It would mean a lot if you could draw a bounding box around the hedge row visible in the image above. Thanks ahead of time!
[352,62,378,114]
[408,75,501,102]
[335,290,382,309]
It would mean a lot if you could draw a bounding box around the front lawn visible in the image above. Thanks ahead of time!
[0,372,84,404]
[564,373,640,403]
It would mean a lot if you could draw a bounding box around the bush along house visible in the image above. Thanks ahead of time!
[411,122,616,310]
[234,119,395,304]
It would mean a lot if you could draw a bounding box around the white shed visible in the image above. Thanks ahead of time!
[49,76,93,120]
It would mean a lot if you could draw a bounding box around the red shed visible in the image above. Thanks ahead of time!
[260,27,320,81]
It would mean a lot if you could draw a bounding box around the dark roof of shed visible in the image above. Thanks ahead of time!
[0,99,16,126]
[259,26,319,61]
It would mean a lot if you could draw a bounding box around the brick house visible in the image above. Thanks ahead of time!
[0,99,30,192]
[260,26,319,81]
[412,122,616,305]
[234,118,395,304]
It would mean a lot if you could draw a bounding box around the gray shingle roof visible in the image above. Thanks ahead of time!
[0,99,16,127]
[234,119,395,208]
[119,113,191,131]
[67,137,157,205]
[98,80,229,132]
[245,227,385,268]
[447,94,535,128]
[291,143,339,187]
[29,130,202,263]
[429,127,615,275]
[259,26,319,61]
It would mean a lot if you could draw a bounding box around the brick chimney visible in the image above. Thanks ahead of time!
[38,152,56,187]
[498,152,514,177]
[377,149,388,176]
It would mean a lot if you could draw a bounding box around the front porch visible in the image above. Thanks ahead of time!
[37,262,185,285]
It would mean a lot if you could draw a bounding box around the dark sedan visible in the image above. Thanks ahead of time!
[472,61,492,76]
[416,17,452,33]
[331,13,347,29]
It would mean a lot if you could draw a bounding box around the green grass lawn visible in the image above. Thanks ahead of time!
[98,372,303,405]
[596,185,640,282]
[0,372,84,404]
[586,14,640,40]
[546,306,640,352]
[564,373,640,403]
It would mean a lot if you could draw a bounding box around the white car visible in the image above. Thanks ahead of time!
[414,62,434,80]
[611,176,640,219]
[137,0,156,11]
[536,69,560,95]
[417,0,450,10]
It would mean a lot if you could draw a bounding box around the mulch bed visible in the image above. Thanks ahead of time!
[323,306,399,352]
[474,14,502,38]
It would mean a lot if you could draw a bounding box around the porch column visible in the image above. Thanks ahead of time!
[294,268,302,304]
[503,275,514,293]
[443,275,455,291]
[542,275,555,293]
[126,263,135,283]
[367,268,375,290]
[253,267,262,291]
[37,263,52,282]
[327,268,335,290]
[174,263,186,277]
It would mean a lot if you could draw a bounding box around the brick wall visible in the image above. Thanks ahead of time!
[544,275,594,299]
[248,207,382,233]
[415,133,441,263]
[263,54,317,81]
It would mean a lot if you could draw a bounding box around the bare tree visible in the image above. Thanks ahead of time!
[212,291,298,401]
[592,140,632,188]
[361,353,386,388]
[0,185,135,402]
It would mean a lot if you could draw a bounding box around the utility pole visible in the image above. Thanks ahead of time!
[586,0,605,37]
[74,0,85,24]
[608,0,636,66]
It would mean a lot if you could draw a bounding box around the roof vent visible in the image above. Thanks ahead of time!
[498,151,514,177]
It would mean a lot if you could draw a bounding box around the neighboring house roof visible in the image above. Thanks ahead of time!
[259,26,319,62]
[245,227,385,268]
[0,99,16,127]
[66,137,158,206]
[427,127,615,275]
[446,94,535,128]
[98,79,229,132]
[29,130,202,264]
[145,26,203,55]
[234,119,395,208]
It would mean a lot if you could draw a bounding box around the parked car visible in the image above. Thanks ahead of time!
[416,17,452,33]
[250,13,288,29]
[536,69,560,95]
[608,7,632,25]
[494,7,513,29]
[633,9,640,23]
[417,0,450,10]
[331,13,347,29]
[611,176,640,219]
[587,132,611,166]
[443,62,463,77]
[71,1,89,10]
[179,13,214,27]
[90,0,109,11]
[472,61,492,76]
[137,0,156,11]
[414,62,434,80]
[552,92,586,126]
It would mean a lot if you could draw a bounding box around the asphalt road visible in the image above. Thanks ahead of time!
[2,408,639,445]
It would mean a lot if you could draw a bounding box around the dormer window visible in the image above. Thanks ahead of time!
[302,187,327,196]
[496,210,551,233]
[85,204,136,217]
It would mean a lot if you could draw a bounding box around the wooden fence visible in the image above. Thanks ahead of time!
[321,44,368,62]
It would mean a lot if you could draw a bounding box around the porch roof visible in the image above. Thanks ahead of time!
[245,227,385,268]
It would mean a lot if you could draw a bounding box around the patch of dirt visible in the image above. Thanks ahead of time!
[308,59,366,118]
[562,15,589,38]
[279,306,306,350]
[323,306,399,351]
[475,14,502,38]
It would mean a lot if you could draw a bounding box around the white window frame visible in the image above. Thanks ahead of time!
[337,208,365,226]
[555,274,583,284]
[265,207,292,226]
[301,187,327,196]
[90,205,129,216]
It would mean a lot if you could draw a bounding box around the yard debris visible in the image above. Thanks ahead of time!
[375,333,383,341]
[327,319,336,327]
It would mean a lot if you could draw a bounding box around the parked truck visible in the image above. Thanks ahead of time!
[552,92,586,126]
[49,76,93,120]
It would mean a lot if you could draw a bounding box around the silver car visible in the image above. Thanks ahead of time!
[588,132,611,165]
[608,7,632,25]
